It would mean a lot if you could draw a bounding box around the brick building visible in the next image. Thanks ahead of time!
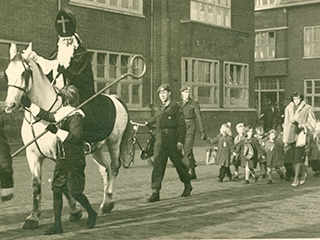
[0,0,255,148]
[255,0,320,118]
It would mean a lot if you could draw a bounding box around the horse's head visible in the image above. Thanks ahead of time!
[4,43,33,113]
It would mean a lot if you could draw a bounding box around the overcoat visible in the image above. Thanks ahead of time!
[207,134,234,167]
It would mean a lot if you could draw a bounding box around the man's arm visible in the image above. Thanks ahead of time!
[176,105,186,144]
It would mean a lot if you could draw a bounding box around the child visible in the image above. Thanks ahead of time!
[22,85,97,235]
[254,126,268,179]
[265,129,285,184]
[233,123,246,179]
[233,125,265,184]
[307,121,320,177]
[0,110,14,202]
[207,123,235,182]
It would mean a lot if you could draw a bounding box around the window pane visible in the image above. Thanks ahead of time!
[96,82,106,92]
[121,83,129,103]
[109,54,118,79]
[198,86,211,104]
[314,96,320,107]
[109,83,118,95]
[132,84,140,104]
[132,0,140,10]
[230,88,242,105]
[110,0,117,6]
[121,55,129,75]
[121,0,129,8]
[315,81,320,94]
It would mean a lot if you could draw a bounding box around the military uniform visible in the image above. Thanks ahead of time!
[146,84,192,202]
[148,101,190,190]
[178,86,206,179]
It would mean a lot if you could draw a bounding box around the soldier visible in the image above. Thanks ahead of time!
[0,111,14,202]
[178,85,207,180]
[146,84,192,202]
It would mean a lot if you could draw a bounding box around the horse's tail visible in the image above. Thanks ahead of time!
[114,96,132,166]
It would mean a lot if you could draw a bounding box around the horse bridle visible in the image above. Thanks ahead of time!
[5,53,32,93]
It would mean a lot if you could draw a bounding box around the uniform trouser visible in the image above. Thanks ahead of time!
[0,139,13,189]
[151,138,191,190]
[183,121,196,169]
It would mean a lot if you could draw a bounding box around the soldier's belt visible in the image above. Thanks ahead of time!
[160,128,176,134]
[185,118,195,122]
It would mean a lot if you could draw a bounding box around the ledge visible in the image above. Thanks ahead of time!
[70,0,145,19]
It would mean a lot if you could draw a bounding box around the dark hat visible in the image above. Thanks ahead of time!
[180,85,191,92]
[157,83,171,93]
[55,9,76,37]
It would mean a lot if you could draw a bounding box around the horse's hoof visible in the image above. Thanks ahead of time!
[69,209,83,222]
[23,219,39,229]
[101,202,114,214]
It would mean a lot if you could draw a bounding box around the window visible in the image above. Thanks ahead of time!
[0,41,28,104]
[305,79,320,110]
[182,58,219,107]
[304,26,320,57]
[70,0,143,15]
[90,51,144,107]
[255,31,275,60]
[224,62,249,108]
[190,0,231,27]
[255,0,277,8]
[255,77,285,115]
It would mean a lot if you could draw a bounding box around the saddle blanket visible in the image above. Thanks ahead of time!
[81,95,116,143]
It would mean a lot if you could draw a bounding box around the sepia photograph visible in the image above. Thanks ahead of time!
[1,0,320,239]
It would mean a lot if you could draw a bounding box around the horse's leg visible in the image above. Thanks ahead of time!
[63,190,83,222]
[92,157,109,215]
[23,152,43,229]
[92,143,116,215]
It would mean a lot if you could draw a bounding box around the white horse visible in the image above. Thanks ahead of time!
[4,43,134,229]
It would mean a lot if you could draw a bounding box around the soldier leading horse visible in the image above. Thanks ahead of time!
[4,43,144,229]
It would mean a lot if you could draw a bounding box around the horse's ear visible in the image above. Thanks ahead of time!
[22,42,32,59]
[9,43,17,60]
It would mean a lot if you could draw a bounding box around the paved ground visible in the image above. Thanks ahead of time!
[1,146,320,240]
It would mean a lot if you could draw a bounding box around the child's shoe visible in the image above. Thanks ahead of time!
[267,180,272,184]
[243,180,250,184]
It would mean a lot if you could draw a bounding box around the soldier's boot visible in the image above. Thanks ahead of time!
[181,182,192,197]
[146,189,160,203]
[189,168,197,180]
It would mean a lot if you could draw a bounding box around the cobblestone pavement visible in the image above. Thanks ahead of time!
[1,146,320,240]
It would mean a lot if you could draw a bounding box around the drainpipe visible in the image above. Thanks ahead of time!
[150,0,154,110]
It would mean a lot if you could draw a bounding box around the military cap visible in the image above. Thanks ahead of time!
[180,85,191,92]
[157,83,171,93]
[55,9,77,37]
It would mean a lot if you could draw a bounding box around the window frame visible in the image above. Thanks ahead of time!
[223,61,249,108]
[89,50,144,107]
[255,31,276,60]
[70,0,144,16]
[255,0,277,9]
[181,57,220,108]
[304,26,320,58]
[190,0,231,28]
[304,79,320,110]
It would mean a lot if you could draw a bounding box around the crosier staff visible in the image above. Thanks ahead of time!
[11,55,146,158]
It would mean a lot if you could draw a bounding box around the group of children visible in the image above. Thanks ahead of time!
[205,121,320,185]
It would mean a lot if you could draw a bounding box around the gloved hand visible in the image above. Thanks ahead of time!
[21,95,31,108]
[201,131,207,140]
[57,65,66,74]
[29,51,39,62]
[177,142,184,150]
[46,124,58,134]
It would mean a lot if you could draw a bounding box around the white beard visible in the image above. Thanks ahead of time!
[57,43,75,69]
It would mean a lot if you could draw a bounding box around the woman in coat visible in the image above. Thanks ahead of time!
[283,92,316,187]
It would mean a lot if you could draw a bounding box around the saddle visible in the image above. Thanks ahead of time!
[81,95,116,143]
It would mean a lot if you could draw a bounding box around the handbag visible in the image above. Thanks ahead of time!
[296,131,307,147]
[205,147,217,165]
